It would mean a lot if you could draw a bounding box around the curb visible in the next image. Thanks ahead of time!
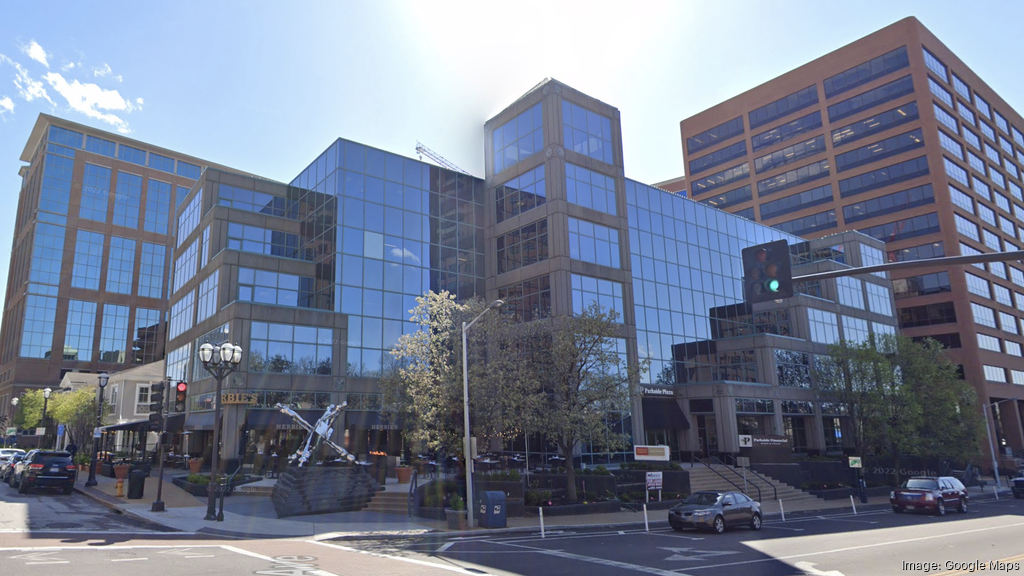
[73,485,182,533]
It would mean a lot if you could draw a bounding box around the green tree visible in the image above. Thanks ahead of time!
[530,303,648,501]
[49,386,99,448]
[816,334,982,484]
[12,389,45,429]
[381,291,538,457]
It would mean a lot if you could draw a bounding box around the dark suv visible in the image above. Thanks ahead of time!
[890,476,968,515]
[10,450,76,495]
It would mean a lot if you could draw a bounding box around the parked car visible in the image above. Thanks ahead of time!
[9,450,76,495]
[668,490,762,534]
[0,451,25,483]
[0,448,25,459]
[1011,476,1024,498]
[890,476,968,515]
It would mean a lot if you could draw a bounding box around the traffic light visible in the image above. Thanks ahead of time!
[148,382,165,431]
[174,381,188,413]
[742,239,793,303]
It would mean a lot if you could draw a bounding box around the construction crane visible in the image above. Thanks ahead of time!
[415,141,470,175]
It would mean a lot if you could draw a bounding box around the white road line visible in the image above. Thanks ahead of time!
[307,540,493,575]
[492,540,693,576]
[683,520,1024,572]
[111,558,148,562]
[219,545,338,576]
[760,526,806,531]
[26,561,69,564]
[437,542,455,552]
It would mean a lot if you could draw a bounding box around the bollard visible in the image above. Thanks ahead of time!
[539,507,545,539]
[643,503,649,532]
[850,494,857,515]
[994,485,1000,501]
[779,499,785,522]
[115,478,124,498]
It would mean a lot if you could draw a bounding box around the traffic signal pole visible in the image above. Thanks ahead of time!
[151,378,170,513]
[791,249,1024,282]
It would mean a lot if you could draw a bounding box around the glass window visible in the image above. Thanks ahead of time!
[836,277,864,309]
[838,156,928,198]
[98,304,130,363]
[776,350,811,388]
[133,308,162,364]
[699,184,751,210]
[922,47,947,80]
[562,100,613,165]
[177,188,203,247]
[981,121,996,141]
[755,135,826,174]
[842,315,870,344]
[690,163,749,196]
[938,131,964,160]
[773,209,837,236]
[1001,312,1019,335]
[992,170,1006,190]
[760,184,832,220]
[972,303,997,328]
[965,272,991,298]
[147,152,174,173]
[968,152,987,176]
[984,365,1007,382]
[756,159,829,196]
[237,267,318,309]
[985,142,1001,164]
[954,214,980,241]
[570,273,624,321]
[956,100,976,126]
[497,275,552,323]
[225,223,307,261]
[686,116,744,155]
[112,172,143,229]
[827,75,914,122]
[934,104,958,132]
[569,217,620,268]
[20,295,58,358]
[893,272,950,299]
[835,129,924,172]
[48,125,83,148]
[495,164,546,223]
[831,102,919,147]
[995,283,1013,307]
[131,243,164,301]
[497,219,549,273]
[950,186,974,213]
[40,151,73,216]
[85,135,115,157]
[196,270,220,323]
[168,291,195,341]
[81,164,111,222]
[1013,127,1024,147]
[106,236,136,295]
[898,302,957,328]
[172,239,199,294]
[748,85,818,129]
[823,46,909,98]
[143,179,172,235]
[751,111,821,152]
[889,241,944,262]
[71,230,104,290]
[689,141,747,175]
[566,163,617,215]
[217,184,298,219]
[842,184,934,224]
[176,161,201,180]
[975,95,991,119]
[944,158,970,187]
[978,333,1001,352]
[117,144,145,166]
[493,102,543,173]
[994,110,1009,133]
[63,299,97,362]
[964,129,981,150]
[928,77,953,107]
[857,213,939,242]
[952,74,971,100]
[808,308,839,344]
[249,321,332,375]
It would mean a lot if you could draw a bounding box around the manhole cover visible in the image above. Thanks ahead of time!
[46,522,84,529]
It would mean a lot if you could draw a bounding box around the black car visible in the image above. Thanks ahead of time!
[10,450,76,494]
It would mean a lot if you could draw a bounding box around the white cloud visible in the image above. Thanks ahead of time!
[43,72,138,133]
[0,54,55,105]
[61,61,79,71]
[0,95,13,118]
[92,63,122,82]
[21,40,49,68]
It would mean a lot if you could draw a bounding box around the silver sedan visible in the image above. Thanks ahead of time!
[668,490,762,534]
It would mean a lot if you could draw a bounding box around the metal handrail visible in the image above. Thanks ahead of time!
[710,456,777,501]
[694,456,751,499]
[408,468,419,517]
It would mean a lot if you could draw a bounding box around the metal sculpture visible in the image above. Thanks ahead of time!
[274,402,356,467]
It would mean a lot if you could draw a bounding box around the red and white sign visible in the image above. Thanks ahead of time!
[633,445,670,461]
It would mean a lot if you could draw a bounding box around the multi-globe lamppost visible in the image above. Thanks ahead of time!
[9,397,18,447]
[198,342,243,522]
[462,299,503,529]
[84,373,109,487]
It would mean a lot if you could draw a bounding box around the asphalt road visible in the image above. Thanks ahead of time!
[330,497,1024,576]
[0,477,159,535]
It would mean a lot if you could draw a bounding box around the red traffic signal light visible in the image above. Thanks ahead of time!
[174,381,188,412]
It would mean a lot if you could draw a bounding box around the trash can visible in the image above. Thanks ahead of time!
[479,491,506,528]
[127,469,146,500]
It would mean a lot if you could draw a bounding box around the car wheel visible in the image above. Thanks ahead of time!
[750,513,762,531]
[17,479,28,494]
[712,516,725,534]
[62,485,73,495]
[671,525,685,532]
[935,499,945,516]
[892,505,904,514]
[958,498,967,514]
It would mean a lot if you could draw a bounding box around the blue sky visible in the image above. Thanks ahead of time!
[0,1,1022,327]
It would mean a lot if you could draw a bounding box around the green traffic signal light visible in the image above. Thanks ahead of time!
[766,278,780,292]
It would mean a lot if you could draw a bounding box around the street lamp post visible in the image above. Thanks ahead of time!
[198,342,243,522]
[10,397,18,447]
[462,299,503,529]
[983,397,1019,488]
[41,387,51,449]
[85,374,109,487]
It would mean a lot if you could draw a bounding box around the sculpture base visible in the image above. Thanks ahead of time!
[271,466,380,518]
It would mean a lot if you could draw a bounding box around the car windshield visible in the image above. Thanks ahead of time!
[683,492,722,506]
[904,478,938,490]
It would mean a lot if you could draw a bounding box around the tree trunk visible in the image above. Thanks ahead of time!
[893,451,902,487]
[560,441,577,501]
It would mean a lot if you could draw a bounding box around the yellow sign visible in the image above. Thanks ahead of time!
[221,393,257,405]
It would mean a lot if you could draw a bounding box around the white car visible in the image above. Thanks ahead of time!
[0,448,25,460]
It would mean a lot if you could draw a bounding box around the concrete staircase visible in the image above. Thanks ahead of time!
[362,488,410,515]
[686,464,824,506]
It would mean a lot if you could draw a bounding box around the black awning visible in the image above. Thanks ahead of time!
[245,409,324,428]
[642,397,690,430]
[185,412,215,430]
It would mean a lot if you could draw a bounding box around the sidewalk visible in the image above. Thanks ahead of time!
[74,469,1016,540]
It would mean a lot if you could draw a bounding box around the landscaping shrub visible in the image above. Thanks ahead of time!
[480,470,520,481]
[621,461,682,471]
[448,494,466,511]
[575,465,611,476]
[186,473,210,485]
[525,490,553,506]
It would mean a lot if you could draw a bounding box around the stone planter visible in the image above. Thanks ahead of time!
[188,459,203,474]
[445,508,468,530]
[396,466,413,484]
[113,464,131,480]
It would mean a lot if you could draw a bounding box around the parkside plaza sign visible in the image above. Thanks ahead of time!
[641,386,674,396]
